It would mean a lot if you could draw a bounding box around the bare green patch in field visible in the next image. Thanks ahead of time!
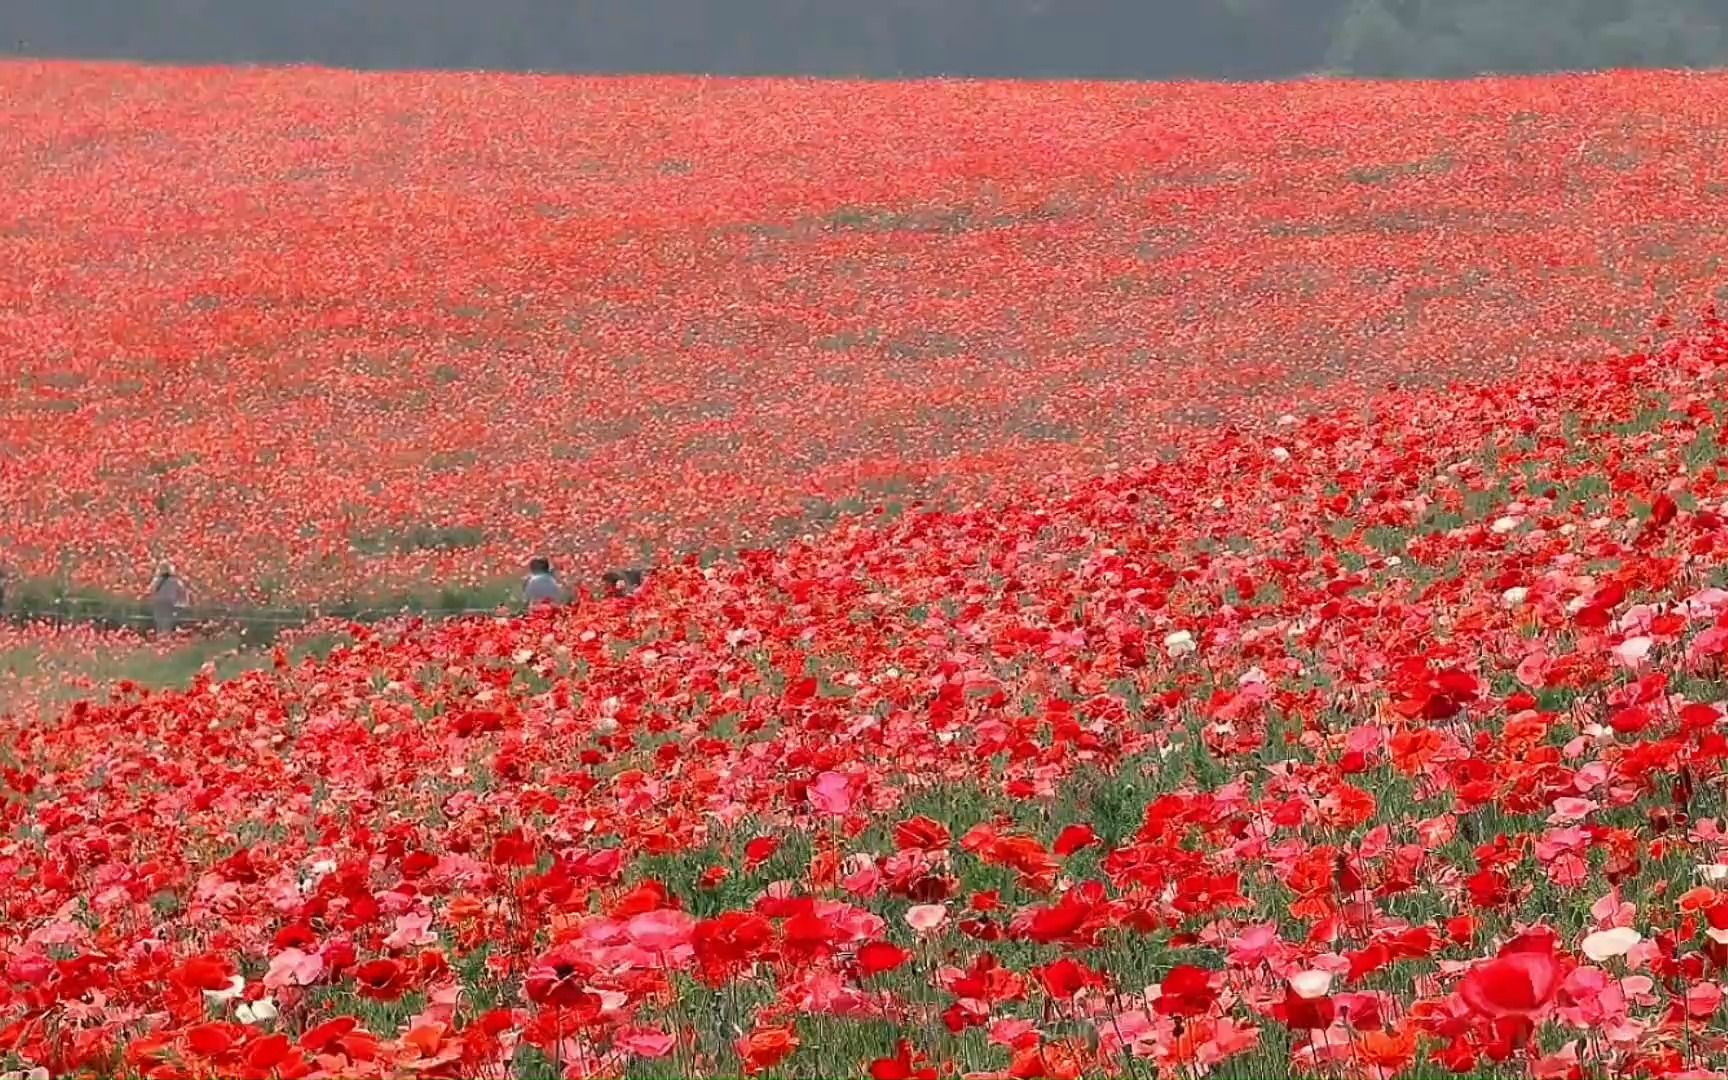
[349,524,487,557]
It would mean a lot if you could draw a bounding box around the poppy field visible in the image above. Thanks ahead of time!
[9,299,1728,1076]
[5,63,1728,603]
[9,59,1728,1079]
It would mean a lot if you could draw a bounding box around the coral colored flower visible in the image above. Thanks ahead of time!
[1686,983,1724,1018]
[735,1024,800,1075]
[893,817,952,852]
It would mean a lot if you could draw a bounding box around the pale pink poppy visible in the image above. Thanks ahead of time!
[384,911,438,950]
[1225,923,1280,966]
[1547,797,1597,824]
[905,904,948,933]
[987,1018,1038,1048]
[617,1027,677,1058]
[1516,649,1551,688]
[626,909,697,955]
[1685,983,1723,1018]
[790,967,874,1017]
[1611,635,1653,669]
[1589,889,1634,927]
[264,948,323,990]
[817,900,885,943]
[1681,588,1728,619]
[841,854,883,898]
[1530,1042,1583,1080]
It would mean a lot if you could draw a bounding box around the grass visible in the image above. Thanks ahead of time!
[0,633,267,710]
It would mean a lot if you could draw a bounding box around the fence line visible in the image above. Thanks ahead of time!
[1,594,557,636]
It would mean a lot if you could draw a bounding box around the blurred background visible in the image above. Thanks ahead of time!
[5,0,1726,80]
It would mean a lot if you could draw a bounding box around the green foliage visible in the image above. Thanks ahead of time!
[1327,0,1728,77]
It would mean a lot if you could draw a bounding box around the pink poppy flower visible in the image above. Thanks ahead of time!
[905,904,949,933]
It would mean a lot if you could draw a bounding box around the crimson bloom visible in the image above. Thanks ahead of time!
[352,957,412,1001]
[1459,935,1561,1021]
[856,941,912,977]
[1156,965,1218,1018]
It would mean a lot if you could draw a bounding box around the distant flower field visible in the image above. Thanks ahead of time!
[4,63,1728,603]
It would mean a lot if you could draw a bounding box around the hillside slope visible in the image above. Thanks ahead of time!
[5,318,1728,1076]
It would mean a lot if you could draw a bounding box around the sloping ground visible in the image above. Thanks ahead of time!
[5,319,1728,1077]
[5,63,1728,602]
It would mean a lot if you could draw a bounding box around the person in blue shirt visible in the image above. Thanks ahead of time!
[524,556,564,607]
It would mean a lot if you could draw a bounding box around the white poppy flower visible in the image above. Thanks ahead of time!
[1581,927,1641,962]
[1289,970,1333,999]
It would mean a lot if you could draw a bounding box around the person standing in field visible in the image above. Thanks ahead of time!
[150,562,190,637]
[524,556,564,607]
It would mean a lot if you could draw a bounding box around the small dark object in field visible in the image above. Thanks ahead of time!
[601,568,647,596]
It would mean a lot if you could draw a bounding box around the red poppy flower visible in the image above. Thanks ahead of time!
[1053,823,1099,856]
[743,834,781,869]
[1156,965,1218,1018]
[1459,945,1559,1020]
[352,957,412,1001]
[871,1040,938,1080]
[856,941,911,977]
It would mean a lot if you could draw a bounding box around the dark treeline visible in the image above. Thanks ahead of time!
[2,0,1726,79]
